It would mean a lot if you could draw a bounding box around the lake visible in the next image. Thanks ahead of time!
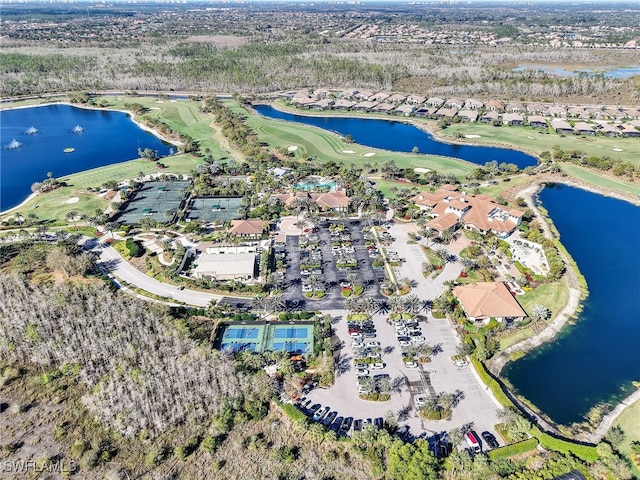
[514,64,640,79]
[504,184,640,425]
[0,104,172,211]
[253,104,538,170]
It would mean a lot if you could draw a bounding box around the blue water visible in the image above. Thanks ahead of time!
[504,184,640,425]
[253,104,538,170]
[0,104,172,211]
[514,64,640,79]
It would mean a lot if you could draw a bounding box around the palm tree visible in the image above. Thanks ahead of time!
[435,247,449,264]
[405,294,422,314]
[251,295,269,318]
[346,272,360,288]
[360,297,380,316]
[440,227,455,244]
[307,274,322,293]
[104,222,119,239]
[423,227,437,248]
[267,296,286,315]
[66,210,79,229]
[344,296,359,313]
[422,262,435,275]
[388,296,405,314]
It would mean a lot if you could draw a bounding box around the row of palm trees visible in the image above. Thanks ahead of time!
[344,293,427,315]
[65,210,119,238]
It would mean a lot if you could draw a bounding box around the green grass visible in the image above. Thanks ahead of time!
[227,102,475,178]
[441,122,640,165]
[518,282,569,318]
[611,396,640,457]
[499,327,534,350]
[487,438,539,460]
[0,154,201,223]
[561,164,640,197]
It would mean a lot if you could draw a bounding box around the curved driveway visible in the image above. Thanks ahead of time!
[83,238,221,307]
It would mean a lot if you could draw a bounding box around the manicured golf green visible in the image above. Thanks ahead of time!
[225,102,476,178]
[441,123,640,165]
[0,154,200,223]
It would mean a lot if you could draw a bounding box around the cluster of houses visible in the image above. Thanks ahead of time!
[287,89,640,137]
[412,184,524,238]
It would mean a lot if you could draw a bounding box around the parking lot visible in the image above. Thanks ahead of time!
[299,303,502,451]
[281,220,385,310]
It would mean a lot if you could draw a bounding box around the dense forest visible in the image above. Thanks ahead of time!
[1,3,639,103]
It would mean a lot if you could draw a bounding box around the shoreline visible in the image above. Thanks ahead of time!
[0,101,181,216]
[491,178,639,441]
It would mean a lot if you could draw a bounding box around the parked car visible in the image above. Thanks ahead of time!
[331,416,344,431]
[374,417,384,429]
[398,339,411,347]
[454,359,469,367]
[355,367,369,376]
[340,417,353,434]
[313,406,330,422]
[404,361,418,369]
[307,403,321,416]
[414,395,429,407]
[465,431,482,453]
[302,284,312,292]
[366,341,381,348]
[322,411,338,426]
[353,419,363,432]
[412,336,426,344]
[370,362,385,370]
[481,431,499,449]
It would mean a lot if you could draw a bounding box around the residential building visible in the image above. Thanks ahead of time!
[574,122,595,135]
[618,123,640,137]
[406,95,426,105]
[426,97,445,107]
[453,282,527,323]
[551,118,573,135]
[372,103,396,114]
[485,100,504,112]
[457,110,478,122]
[394,104,416,116]
[353,101,378,112]
[333,99,356,110]
[387,94,407,103]
[464,98,484,110]
[228,219,268,238]
[435,107,458,118]
[528,115,548,128]
[480,111,500,123]
[503,113,524,126]
[412,187,523,236]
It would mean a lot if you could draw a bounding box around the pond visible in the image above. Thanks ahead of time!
[514,64,640,79]
[0,104,172,211]
[252,104,538,170]
[503,184,640,425]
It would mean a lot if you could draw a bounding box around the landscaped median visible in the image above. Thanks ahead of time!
[470,357,600,462]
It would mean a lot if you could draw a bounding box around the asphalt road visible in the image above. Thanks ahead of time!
[83,238,221,307]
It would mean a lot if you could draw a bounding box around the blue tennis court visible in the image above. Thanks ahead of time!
[274,327,308,339]
[272,341,309,353]
[224,327,260,339]
[221,342,257,352]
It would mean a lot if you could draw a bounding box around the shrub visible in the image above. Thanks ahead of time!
[488,438,539,460]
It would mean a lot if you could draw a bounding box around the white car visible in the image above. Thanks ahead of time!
[366,341,381,348]
[355,367,369,376]
[412,336,426,344]
[398,339,411,347]
[393,321,405,329]
[454,359,469,367]
[351,342,364,349]
[370,362,385,370]
[415,395,429,407]
[404,361,418,369]
[395,330,408,337]
[301,284,312,292]
[350,332,363,339]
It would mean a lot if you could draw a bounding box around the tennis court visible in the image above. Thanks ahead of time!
[187,196,243,222]
[215,322,314,355]
[118,180,191,225]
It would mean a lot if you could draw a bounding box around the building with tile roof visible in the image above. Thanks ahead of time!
[454,282,526,323]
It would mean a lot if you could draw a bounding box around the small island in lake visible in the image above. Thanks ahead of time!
[63,147,75,153]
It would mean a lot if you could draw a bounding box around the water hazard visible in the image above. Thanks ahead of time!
[1,104,172,211]
[252,104,538,170]
[503,184,640,425]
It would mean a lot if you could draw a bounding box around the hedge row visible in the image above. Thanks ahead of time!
[488,438,539,460]
[530,426,599,462]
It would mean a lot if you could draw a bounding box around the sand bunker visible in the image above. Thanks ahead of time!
[612,148,623,152]
[287,145,299,152]
[342,150,355,154]
[363,152,376,157]
[465,134,481,138]
[527,136,535,139]
[170,100,177,103]
[414,168,432,174]
[155,100,164,103]
[65,197,80,204]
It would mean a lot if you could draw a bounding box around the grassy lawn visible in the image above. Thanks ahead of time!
[611,397,640,457]
[226,101,476,178]
[499,327,535,350]
[441,122,640,165]
[517,282,569,318]
[561,164,640,196]
[0,154,200,223]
